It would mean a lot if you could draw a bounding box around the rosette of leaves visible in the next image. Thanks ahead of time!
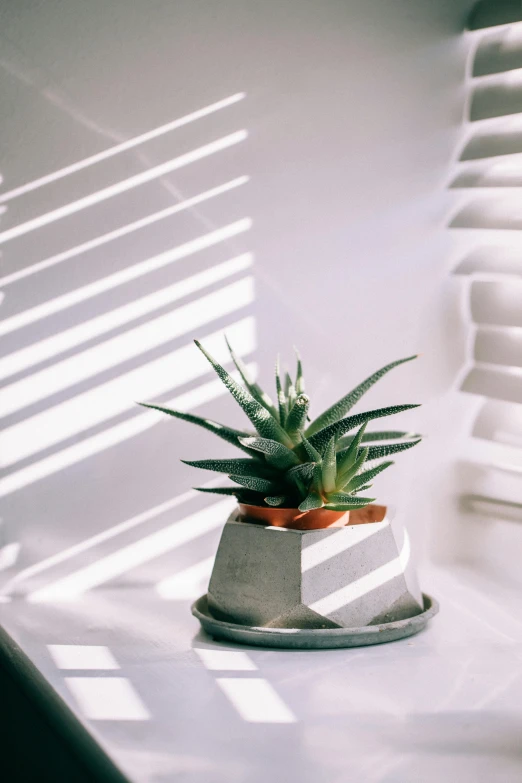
[139,338,422,514]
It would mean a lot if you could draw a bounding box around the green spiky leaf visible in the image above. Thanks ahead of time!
[285,372,297,409]
[344,461,394,492]
[229,474,281,494]
[321,436,337,494]
[195,340,293,446]
[364,439,421,461]
[336,422,367,478]
[337,446,369,488]
[298,491,324,512]
[193,485,241,496]
[336,430,420,449]
[182,458,273,477]
[225,336,278,418]
[323,499,375,511]
[308,405,420,454]
[310,462,324,495]
[138,403,256,456]
[265,496,286,506]
[286,462,315,486]
[306,355,417,436]
[295,348,305,394]
[325,492,376,505]
[193,486,263,504]
[285,394,310,442]
[275,357,287,426]
[238,437,300,470]
[362,430,420,443]
[301,436,322,463]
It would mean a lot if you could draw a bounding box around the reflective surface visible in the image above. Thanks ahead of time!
[1,565,521,783]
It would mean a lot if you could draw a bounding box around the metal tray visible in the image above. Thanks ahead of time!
[191,593,439,649]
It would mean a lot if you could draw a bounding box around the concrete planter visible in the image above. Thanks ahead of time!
[208,508,423,629]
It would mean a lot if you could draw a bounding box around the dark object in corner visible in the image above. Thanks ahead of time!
[0,626,130,783]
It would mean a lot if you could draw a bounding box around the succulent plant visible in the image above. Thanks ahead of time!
[139,339,422,513]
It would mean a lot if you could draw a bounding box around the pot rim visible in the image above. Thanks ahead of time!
[237,502,388,530]
[238,502,387,515]
[238,502,346,515]
[240,504,323,512]
[241,504,334,518]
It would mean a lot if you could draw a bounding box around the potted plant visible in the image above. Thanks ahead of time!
[140,338,437,646]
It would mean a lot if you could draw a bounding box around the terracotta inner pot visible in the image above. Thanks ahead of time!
[238,503,387,531]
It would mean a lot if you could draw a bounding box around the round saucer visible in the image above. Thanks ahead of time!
[191,593,438,649]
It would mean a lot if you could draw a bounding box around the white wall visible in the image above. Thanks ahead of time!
[0,1,475,597]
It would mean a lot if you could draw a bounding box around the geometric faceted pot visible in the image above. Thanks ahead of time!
[207,507,424,630]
